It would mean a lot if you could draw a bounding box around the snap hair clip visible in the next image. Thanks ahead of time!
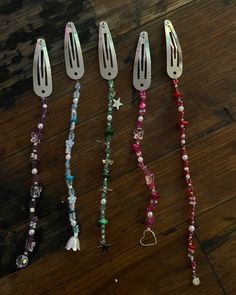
[164,19,200,286]
[16,39,53,268]
[97,21,122,251]
[64,22,84,252]
[132,31,159,247]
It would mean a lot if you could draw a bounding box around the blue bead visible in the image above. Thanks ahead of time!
[65,175,74,181]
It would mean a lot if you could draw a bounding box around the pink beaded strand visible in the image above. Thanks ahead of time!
[172,79,200,286]
[132,90,160,246]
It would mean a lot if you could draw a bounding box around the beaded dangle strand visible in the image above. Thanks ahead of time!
[64,82,81,251]
[172,79,200,286]
[64,22,85,251]
[132,32,159,245]
[16,98,48,268]
[16,38,52,268]
[98,80,122,250]
[164,19,200,286]
[132,91,159,246]
[98,21,121,250]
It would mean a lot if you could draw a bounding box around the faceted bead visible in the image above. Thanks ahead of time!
[102,170,109,178]
[16,254,29,268]
[132,143,140,152]
[25,237,36,252]
[188,242,196,250]
[177,120,189,127]
[98,218,108,225]
[174,91,181,99]
[65,175,74,181]
[105,128,114,137]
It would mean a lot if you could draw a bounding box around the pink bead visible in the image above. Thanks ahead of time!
[146,217,154,225]
[132,143,140,152]
[140,102,146,109]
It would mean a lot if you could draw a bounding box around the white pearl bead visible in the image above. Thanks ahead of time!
[181,134,186,139]
[192,277,200,286]
[184,167,189,171]
[186,174,190,180]
[138,116,144,122]
[189,225,195,232]
[107,114,112,121]
[138,156,143,163]
[73,98,78,104]
[43,104,47,108]
[101,199,107,205]
[32,168,38,175]
[66,154,71,160]
[178,106,184,112]
[38,123,44,129]
[70,124,75,130]
[30,208,35,213]
[181,140,186,145]
[182,155,188,161]
[71,220,76,226]
[29,229,35,235]
[147,211,153,218]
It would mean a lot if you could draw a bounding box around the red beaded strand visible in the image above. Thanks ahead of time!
[132,90,159,246]
[172,79,200,286]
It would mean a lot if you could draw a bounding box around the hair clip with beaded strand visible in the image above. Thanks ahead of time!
[64,22,84,252]
[164,19,200,286]
[16,38,52,269]
[132,31,159,247]
[97,21,122,251]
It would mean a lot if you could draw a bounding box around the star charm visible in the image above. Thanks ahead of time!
[113,98,123,110]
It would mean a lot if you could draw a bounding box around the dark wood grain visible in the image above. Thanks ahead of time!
[0,0,236,294]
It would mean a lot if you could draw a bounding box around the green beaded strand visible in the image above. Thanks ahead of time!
[99,80,116,247]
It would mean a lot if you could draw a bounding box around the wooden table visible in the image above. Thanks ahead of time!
[0,0,235,294]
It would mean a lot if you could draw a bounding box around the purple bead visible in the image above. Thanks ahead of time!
[25,237,36,252]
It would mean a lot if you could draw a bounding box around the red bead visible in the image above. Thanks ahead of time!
[177,120,189,127]
[188,242,196,250]
[174,91,181,99]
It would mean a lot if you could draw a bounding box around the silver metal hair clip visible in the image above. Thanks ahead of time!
[64,22,84,252]
[133,31,151,91]
[64,22,85,80]
[33,38,52,97]
[164,19,183,79]
[98,21,118,80]
[16,39,52,269]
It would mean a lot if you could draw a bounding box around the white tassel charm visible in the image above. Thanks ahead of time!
[65,233,80,251]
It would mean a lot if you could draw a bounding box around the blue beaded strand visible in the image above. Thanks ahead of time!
[65,82,81,251]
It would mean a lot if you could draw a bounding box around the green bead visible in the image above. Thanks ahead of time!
[101,192,106,198]
[105,128,114,136]
[99,218,108,225]
[102,170,109,178]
